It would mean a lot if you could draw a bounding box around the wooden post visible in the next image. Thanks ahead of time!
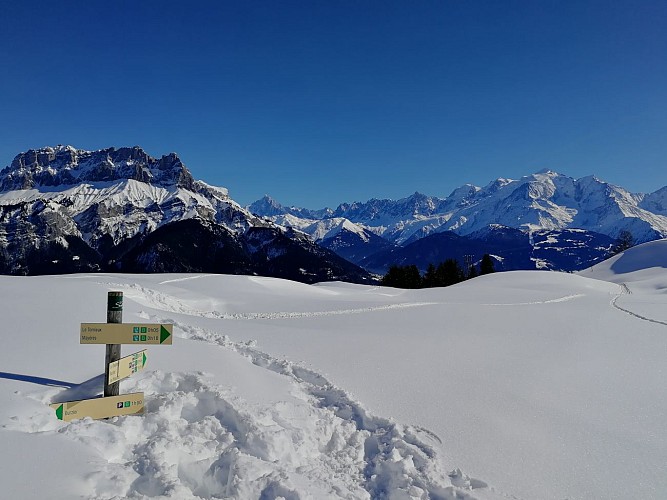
[104,291,123,397]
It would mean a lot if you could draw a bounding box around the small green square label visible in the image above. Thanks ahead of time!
[141,327,147,333]
[133,327,140,333]
[141,335,147,341]
[124,401,130,408]
[133,335,139,341]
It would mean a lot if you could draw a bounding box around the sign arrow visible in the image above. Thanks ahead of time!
[80,323,173,345]
[51,392,144,422]
[160,325,171,344]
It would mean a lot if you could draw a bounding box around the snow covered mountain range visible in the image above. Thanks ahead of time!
[250,170,667,272]
[0,146,372,282]
[2,145,665,278]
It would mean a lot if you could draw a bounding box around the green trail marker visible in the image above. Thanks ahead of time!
[108,349,148,384]
[80,323,173,345]
[50,392,144,422]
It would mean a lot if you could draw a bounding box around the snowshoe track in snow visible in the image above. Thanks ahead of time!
[611,283,667,327]
[171,318,489,499]
[113,281,437,320]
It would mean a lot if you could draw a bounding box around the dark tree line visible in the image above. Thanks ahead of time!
[381,254,495,289]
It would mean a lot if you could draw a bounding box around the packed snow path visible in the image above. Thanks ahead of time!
[611,282,667,327]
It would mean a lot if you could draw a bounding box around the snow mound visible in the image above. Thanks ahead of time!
[584,239,667,280]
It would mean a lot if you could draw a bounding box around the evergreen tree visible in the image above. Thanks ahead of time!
[436,258,464,286]
[611,230,634,255]
[381,265,404,288]
[381,264,422,289]
[467,264,479,279]
[403,264,423,289]
[422,263,438,288]
[480,254,495,275]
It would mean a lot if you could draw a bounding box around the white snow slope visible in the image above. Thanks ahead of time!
[1,241,667,499]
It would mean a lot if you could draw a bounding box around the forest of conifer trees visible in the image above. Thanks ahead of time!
[381,254,496,289]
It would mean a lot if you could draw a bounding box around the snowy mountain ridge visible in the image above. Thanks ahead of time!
[0,146,371,282]
[251,169,667,245]
[3,145,664,277]
[0,145,257,251]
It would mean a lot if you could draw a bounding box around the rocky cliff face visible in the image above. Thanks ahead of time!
[1,145,196,191]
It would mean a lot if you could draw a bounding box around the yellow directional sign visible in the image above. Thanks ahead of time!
[109,350,148,385]
[80,323,173,345]
[50,392,144,422]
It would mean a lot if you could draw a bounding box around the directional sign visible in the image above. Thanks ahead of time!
[80,323,172,345]
[109,350,148,385]
[50,392,144,422]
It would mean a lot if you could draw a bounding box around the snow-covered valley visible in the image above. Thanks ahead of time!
[1,240,667,499]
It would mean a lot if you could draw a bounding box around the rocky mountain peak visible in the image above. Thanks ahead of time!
[0,145,195,192]
[249,195,286,216]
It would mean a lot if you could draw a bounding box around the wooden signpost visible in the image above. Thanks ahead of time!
[50,291,173,422]
[105,291,123,397]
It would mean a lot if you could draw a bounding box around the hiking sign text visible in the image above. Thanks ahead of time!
[80,323,172,345]
[108,350,148,384]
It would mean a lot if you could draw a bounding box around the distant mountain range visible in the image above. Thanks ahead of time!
[2,146,665,281]
[249,169,667,273]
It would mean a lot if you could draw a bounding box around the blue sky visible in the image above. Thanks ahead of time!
[1,1,665,208]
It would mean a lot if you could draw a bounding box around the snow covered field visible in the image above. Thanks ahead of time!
[1,240,667,499]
